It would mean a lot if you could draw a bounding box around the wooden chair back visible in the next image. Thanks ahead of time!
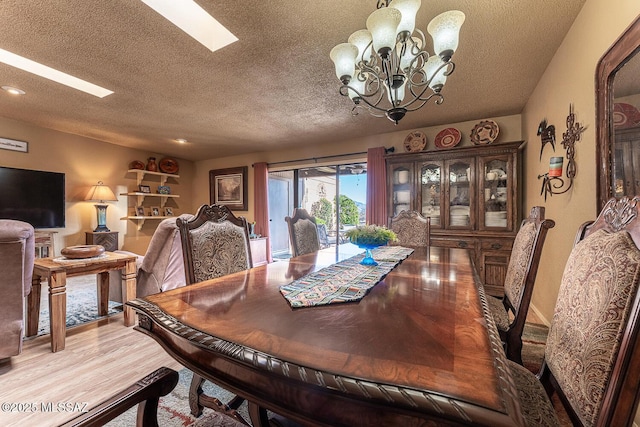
[388,210,431,247]
[285,208,320,257]
[500,206,555,363]
[540,196,640,427]
[177,204,253,285]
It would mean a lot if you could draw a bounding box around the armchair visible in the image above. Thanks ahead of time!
[108,214,194,301]
[0,219,35,358]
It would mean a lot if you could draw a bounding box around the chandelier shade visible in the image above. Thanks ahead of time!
[329,0,465,124]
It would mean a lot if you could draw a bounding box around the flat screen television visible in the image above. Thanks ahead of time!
[0,166,65,229]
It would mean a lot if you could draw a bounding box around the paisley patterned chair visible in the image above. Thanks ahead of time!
[486,206,555,364]
[285,208,321,257]
[177,204,254,422]
[388,210,431,247]
[177,204,253,285]
[509,196,640,427]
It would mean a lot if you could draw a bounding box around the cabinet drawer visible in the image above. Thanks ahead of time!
[480,239,513,252]
[431,237,476,250]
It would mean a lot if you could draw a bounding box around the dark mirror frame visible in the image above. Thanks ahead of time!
[596,15,640,211]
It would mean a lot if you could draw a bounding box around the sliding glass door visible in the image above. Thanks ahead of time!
[268,162,367,258]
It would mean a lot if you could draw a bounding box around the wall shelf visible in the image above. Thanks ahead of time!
[127,169,180,186]
[121,216,173,231]
[120,192,179,207]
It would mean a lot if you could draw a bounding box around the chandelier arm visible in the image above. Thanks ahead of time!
[402,93,444,112]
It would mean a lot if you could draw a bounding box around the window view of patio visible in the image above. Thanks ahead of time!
[268,162,367,259]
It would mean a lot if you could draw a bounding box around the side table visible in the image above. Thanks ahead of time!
[27,252,137,352]
[86,231,118,252]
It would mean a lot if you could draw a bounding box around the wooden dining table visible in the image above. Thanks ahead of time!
[127,244,524,426]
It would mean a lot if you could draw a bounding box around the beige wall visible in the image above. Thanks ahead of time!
[0,116,194,255]
[522,0,640,324]
[193,114,522,222]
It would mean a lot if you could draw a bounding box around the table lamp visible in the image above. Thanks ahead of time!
[85,181,117,232]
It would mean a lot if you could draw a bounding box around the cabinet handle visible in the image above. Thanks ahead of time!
[457,241,468,248]
[491,243,502,250]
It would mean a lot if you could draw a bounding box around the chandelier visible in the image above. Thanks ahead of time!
[330,0,465,124]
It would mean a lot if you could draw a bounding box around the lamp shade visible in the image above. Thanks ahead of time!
[85,181,117,202]
[427,10,465,61]
[423,55,447,92]
[366,7,401,57]
[348,70,367,101]
[390,0,421,37]
[348,29,373,63]
[330,43,359,83]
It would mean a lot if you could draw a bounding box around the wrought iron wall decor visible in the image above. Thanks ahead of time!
[537,104,586,200]
[537,119,556,160]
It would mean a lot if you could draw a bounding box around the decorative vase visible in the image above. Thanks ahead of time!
[146,157,158,172]
[357,243,382,266]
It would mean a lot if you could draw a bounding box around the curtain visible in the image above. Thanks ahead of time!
[365,147,387,226]
[253,162,272,262]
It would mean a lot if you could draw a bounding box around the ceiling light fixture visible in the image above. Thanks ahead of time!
[141,0,238,53]
[175,138,187,144]
[0,48,113,98]
[330,0,465,124]
[1,85,25,95]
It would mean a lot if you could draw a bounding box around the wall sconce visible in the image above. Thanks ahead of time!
[537,104,586,201]
[85,181,117,232]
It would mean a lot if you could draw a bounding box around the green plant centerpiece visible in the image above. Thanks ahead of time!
[345,225,397,266]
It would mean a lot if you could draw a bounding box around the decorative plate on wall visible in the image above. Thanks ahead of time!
[434,127,461,149]
[403,131,427,152]
[159,157,179,174]
[470,120,500,145]
[613,102,640,128]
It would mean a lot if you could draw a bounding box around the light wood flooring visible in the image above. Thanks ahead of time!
[0,313,182,427]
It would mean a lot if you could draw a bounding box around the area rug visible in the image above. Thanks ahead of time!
[35,275,123,336]
[521,322,549,374]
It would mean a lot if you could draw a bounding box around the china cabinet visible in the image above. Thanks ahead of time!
[612,126,640,197]
[386,140,524,295]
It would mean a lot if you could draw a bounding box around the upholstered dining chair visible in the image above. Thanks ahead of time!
[508,196,640,427]
[485,206,555,364]
[177,204,253,421]
[388,210,431,247]
[285,208,321,257]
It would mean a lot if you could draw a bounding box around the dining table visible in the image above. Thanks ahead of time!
[126,244,524,426]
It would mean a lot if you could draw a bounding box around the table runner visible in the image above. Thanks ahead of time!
[279,246,414,308]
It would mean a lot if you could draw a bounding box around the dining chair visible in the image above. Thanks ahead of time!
[388,210,431,247]
[177,204,253,422]
[508,196,640,427]
[285,208,321,257]
[485,206,555,364]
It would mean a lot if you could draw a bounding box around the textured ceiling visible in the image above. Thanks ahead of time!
[0,0,585,161]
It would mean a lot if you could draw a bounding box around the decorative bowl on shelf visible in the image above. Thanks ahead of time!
[344,225,397,266]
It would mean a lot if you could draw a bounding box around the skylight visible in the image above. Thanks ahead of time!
[141,0,238,53]
[0,48,113,98]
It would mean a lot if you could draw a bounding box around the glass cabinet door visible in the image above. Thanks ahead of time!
[420,162,442,228]
[446,159,474,229]
[389,163,414,216]
[479,156,510,229]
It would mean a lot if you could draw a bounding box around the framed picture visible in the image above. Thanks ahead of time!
[139,184,151,194]
[164,207,174,216]
[151,206,160,216]
[135,206,145,216]
[0,137,28,153]
[209,166,248,211]
[157,185,171,194]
